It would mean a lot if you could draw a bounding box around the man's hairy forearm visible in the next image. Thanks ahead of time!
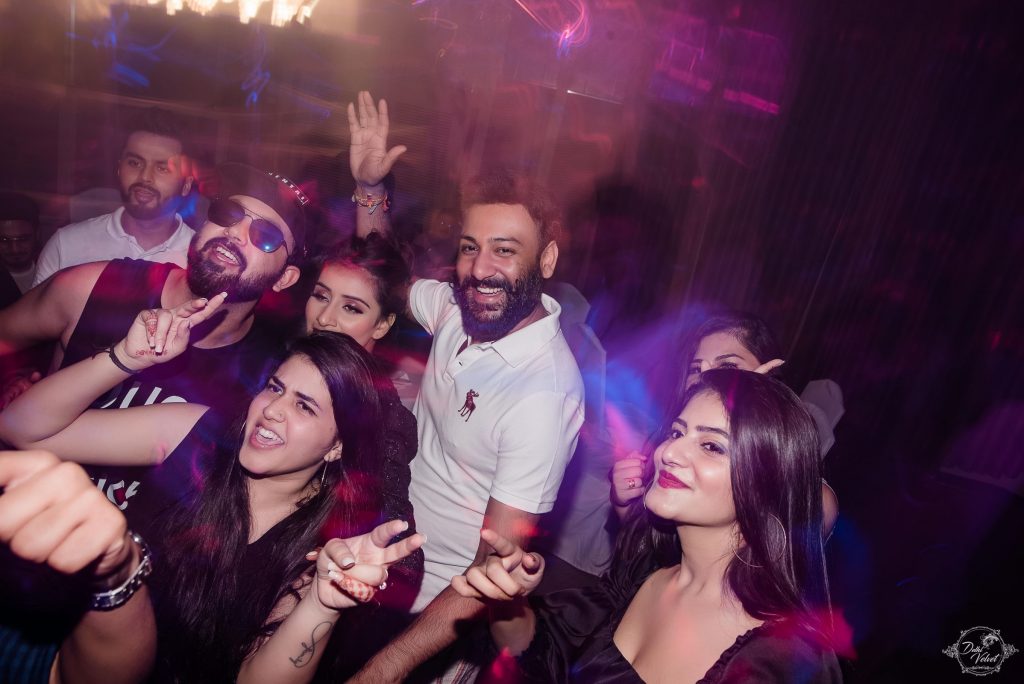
[350,587,484,683]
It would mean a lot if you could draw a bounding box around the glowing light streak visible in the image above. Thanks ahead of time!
[512,0,591,57]
[68,6,177,88]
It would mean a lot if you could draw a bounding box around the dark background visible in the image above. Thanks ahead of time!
[1,1,1021,681]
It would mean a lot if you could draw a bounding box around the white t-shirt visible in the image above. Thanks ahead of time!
[33,208,193,286]
[8,263,35,294]
[408,279,584,610]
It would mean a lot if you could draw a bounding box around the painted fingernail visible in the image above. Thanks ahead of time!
[305,551,317,559]
[340,557,355,570]
[327,561,339,572]
[328,570,340,581]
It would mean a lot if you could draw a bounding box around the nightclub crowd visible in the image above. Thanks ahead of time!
[0,89,852,684]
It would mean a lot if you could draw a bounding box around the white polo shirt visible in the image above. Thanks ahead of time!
[33,208,193,286]
[408,279,584,610]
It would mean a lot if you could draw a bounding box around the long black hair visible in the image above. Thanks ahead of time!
[618,369,830,635]
[154,332,385,682]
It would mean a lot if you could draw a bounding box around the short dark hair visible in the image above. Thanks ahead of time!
[123,107,189,156]
[317,233,411,321]
[460,169,562,246]
[0,191,39,228]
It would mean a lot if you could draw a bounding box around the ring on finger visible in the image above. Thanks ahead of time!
[627,478,637,489]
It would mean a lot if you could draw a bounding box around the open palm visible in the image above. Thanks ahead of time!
[348,90,407,188]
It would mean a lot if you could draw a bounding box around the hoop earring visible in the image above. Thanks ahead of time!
[318,460,328,492]
[732,514,788,568]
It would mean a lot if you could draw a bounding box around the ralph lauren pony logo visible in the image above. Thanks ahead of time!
[458,390,480,421]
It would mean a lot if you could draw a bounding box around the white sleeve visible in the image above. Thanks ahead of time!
[32,231,64,287]
[408,279,456,335]
[490,391,585,514]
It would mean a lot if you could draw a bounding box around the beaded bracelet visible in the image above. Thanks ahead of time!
[351,188,390,215]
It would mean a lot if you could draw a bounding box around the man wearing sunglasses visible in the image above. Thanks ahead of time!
[32,108,197,288]
[0,162,308,532]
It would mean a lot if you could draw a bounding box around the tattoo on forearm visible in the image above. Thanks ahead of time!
[289,621,333,668]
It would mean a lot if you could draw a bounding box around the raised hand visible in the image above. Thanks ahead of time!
[347,90,407,190]
[611,450,648,508]
[309,519,423,611]
[451,529,545,601]
[0,450,135,579]
[117,293,228,371]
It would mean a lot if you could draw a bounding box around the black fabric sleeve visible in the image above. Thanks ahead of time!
[515,543,654,680]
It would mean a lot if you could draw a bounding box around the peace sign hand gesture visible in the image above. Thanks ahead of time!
[115,293,228,372]
[309,519,424,611]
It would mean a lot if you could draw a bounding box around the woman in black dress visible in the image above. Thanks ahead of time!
[454,369,842,683]
[0,297,422,683]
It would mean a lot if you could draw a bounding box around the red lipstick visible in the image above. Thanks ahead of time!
[657,471,689,489]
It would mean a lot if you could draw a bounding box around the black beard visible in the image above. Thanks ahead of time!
[452,265,544,342]
[186,237,282,303]
[121,184,180,221]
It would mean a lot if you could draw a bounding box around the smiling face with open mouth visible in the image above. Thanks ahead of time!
[645,391,736,529]
[239,354,341,480]
[453,202,554,342]
[186,195,293,302]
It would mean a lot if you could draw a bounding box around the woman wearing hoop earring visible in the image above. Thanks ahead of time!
[0,298,423,683]
[612,309,840,538]
[452,369,842,683]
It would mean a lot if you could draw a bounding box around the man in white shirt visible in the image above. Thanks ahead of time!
[351,164,584,682]
[32,108,195,286]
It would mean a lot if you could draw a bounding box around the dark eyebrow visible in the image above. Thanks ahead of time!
[459,235,478,243]
[489,237,523,246]
[295,391,322,411]
[713,354,745,363]
[676,418,729,439]
[269,375,322,411]
[341,294,371,308]
[314,280,332,292]
[696,425,730,439]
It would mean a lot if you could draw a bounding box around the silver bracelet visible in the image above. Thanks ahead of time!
[89,531,152,611]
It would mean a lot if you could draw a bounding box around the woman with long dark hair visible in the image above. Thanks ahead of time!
[0,297,422,683]
[612,310,839,535]
[454,370,842,682]
[301,232,425,676]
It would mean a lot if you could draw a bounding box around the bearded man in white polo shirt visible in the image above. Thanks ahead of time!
[352,168,584,682]
[32,108,195,286]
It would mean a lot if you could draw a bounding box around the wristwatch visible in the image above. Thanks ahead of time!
[89,531,153,611]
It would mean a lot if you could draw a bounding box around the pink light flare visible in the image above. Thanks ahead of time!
[512,0,591,57]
